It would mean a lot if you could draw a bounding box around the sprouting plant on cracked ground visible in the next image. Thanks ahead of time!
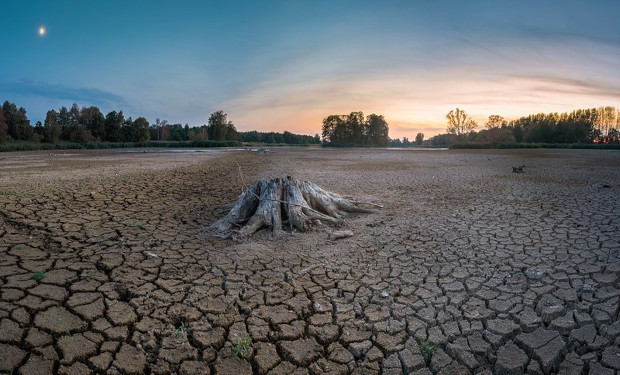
[32,271,46,281]
[420,341,436,363]
[129,221,146,230]
[174,322,191,339]
[232,335,253,359]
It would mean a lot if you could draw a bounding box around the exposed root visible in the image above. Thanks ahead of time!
[209,177,378,239]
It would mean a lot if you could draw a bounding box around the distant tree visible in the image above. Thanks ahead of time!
[322,112,389,146]
[189,125,208,141]
[415,133,424,145]
[0,107,8,142]
[365,114,389,146]
[348,111,366,144]
[2,100,34,141]
[485,115,507,129]
[207,110,237,141]
[313,134,321,144]
[474,127,515,143]
[446,108,477,136]
[168,123,188,141]
[151,118,170,141]
[44,110,61,143]
[81,106,105,140]
[389,138,402,147]
[129,117,150,142]
[34,121,44,138]
[428,133,459,146]
[57,106,72,140]
[596,106,617,138]
[69,103,89,142]
[321,115,347,143]
[104,110,124,142]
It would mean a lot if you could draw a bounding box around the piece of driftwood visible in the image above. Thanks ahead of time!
[209,177,379,239]
[512,165,525,173]
[329,230,354,240]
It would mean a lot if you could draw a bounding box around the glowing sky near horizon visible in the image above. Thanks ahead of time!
[1,1,619,138]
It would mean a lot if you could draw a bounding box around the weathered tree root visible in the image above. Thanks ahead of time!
[209,177,379,239]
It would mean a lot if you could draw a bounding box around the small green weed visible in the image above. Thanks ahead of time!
[137,233,148,240]
[420,341,436,362]
[232,335,252,359]
[13,245,23,251]
[130,222,146,230]
[33,271,46,281]
[174,322,190,339]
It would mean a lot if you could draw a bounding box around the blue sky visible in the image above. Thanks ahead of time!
[1,0,619,137]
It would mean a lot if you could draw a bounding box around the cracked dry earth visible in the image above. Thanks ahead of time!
[0,148,619,375]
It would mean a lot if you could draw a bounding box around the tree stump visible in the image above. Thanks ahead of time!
[209,177,378,239]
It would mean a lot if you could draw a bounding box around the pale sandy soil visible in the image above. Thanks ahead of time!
[0,148,618,374]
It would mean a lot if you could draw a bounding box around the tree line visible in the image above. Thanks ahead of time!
[321,111,390,146]
[0,101,319,145]
[418,106,620,146]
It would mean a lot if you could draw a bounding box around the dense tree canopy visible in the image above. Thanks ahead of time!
[425,106,619,146]
[207,110,238,141]
[321,111,389,146]
[2,101,34,142]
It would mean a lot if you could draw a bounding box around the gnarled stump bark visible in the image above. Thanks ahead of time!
[209,177,378,239]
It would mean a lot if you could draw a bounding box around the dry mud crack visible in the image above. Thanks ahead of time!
[0,148,618,374]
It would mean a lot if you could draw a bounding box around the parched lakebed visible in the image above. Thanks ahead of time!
[0,148,618,374]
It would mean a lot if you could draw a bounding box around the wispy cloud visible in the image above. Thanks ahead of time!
[513,75,620,100]
[2,80,129,109]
